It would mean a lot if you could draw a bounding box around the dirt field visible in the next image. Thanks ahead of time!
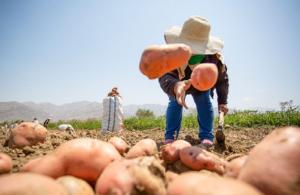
[0,126,273,173]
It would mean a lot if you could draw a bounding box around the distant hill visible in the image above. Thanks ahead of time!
[0,101,171,122]
[2,101,253,122]
[0,102,49,122]
[22,101,101,121]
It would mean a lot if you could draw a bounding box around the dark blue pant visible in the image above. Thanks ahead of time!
[165,90,214,141]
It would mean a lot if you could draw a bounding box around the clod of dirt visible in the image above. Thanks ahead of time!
[22,146,35,155]
[184,134,200,145]
[51,139,61,147]
[170,160,191,173]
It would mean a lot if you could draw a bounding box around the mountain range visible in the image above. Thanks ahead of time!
[0,101,197,122]
[0,101,276,123]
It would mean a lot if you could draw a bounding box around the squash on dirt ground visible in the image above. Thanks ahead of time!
[108,136,130,156]
[238,127,300,195]
[224,155,248,178]
[57,175,94,195]
[167,172,263,195]
[161,140,191,163]
[179,146,227,174]
[0,153,12,174]
[0,173,69,195]
[21,138,122,183]
[126,138,158,159]
[139,44,192,79]
[96,157,167,195]
[8,122,47,148]
[190,63,218,91]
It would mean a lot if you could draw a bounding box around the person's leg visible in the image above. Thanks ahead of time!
[165,95,183,141]
[192,90,214,142]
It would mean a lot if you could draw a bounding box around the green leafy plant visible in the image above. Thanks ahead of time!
[135,109,155,118]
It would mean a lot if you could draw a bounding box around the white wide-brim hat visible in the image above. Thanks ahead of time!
[164,16,224,55]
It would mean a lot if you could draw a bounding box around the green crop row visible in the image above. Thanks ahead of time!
[224,110,300,127]
[47,119,100,130]
[2,110,299,130]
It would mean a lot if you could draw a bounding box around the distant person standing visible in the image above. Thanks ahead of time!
[107,87,121,97]
[101,87,124,133]
[159,16,229,148]
[32,117,39,124]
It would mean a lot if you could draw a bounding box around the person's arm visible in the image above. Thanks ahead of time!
[159,70,191,109]
[158,71,179,97]
[216,61,229,113]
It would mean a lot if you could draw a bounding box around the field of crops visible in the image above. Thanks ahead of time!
[40,110,300,131]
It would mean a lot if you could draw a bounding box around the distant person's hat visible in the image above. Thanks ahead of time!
[164,16,224,54]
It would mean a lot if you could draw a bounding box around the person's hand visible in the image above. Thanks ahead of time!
[174,80,191,109]
[218,104,229,115]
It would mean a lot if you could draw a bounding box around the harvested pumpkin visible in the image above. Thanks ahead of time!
[161,140,191,163]
[167,172,263,195]
[139,44,192,79]
[179,146,227,174]
[224,155,248,178]
[0,173,68,195]
[238,127,300,195]
[0,153,12,174]
[7,122,47,148]
[126,138,158,159]
[21,138,121,183]
[108,136,130,156]
[96,156,167,195]
[57,175,94,195]
[190,63,218,91]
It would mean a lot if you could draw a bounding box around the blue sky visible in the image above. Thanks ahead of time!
[0,0,299,110]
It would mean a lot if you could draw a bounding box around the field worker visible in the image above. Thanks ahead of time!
[159,16,229,148]
[107,87,121,97]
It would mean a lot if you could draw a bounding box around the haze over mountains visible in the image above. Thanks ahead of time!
[0,101,196,122]
[0,101,275,122]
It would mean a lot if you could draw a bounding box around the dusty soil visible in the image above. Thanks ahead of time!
[0,126,273,173]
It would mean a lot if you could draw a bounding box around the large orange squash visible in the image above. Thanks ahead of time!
[161,140,191,163]
[179,146,227,175]
[139,44,192,79]
[167,172,262,195]
[190,63,218,91]
[108,136,130,156]
[0,173,69,195]
[21,138,122,183]
[8,122,47,148]
[238,127,300,195]
[125,138,158,159]
[0,153,12,174]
